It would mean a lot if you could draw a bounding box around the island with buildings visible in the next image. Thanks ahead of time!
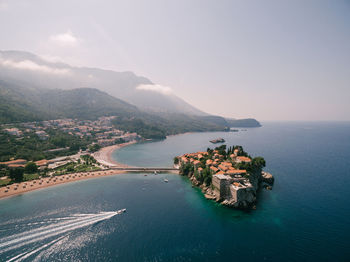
[174,145,274,209]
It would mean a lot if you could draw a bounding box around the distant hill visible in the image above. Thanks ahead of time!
[0,81,231,138]
[225,118,262,128]
[0,80,138,122]
[0,50,207,116]
[0,50,261,132]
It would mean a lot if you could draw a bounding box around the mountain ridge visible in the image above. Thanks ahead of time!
[0,50,261,130]
[0,50,208,116]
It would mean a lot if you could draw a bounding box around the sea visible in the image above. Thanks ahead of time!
[0,122,350,261]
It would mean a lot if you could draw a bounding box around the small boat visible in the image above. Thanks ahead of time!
[210,138,225,144]
[144,174,147,176]
[164,179,169,183]
[117,208,127,214]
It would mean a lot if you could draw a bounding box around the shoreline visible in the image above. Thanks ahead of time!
[0,141,138,200]
[0,170,127,200]
[93,141,136,167]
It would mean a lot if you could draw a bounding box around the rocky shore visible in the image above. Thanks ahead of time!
[187,170,274,209]
[175,145,275,209]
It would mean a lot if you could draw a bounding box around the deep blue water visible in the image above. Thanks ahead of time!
[1,122,350,261]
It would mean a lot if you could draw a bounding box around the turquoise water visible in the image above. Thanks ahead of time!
[1,122,350,261]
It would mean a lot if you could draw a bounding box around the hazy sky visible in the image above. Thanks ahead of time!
[0,0,349,121]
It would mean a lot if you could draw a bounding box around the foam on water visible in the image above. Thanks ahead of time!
[1,210,124,261]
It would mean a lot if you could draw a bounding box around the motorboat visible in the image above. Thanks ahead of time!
[117,208,126,214]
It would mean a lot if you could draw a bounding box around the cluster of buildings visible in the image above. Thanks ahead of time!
[3,126,49,140]
[3,128,23,137]
[178,148,255,206]
[0,153,88,171]
[0,116,142,173]
[2,116,141,146]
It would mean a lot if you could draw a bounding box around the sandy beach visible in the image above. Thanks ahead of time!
[0,170,126,200]
[93,141,136,167]
[0,141,138,200]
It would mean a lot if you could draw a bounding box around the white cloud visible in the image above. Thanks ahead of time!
[136,84,173,95]
[39,54,66,64]
[49,30,79,47]
[0,58,71,75]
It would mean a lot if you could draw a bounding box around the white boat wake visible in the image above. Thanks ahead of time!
[0,210,125,261]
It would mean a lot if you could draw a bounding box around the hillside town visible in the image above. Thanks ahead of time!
[0,116,142,188]
[2,116,140,146]
[175,145,274,209]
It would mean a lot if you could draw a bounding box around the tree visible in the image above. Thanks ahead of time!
[215,145,227,156]
[69,143,80,151]
[24,162,38,174]
[9,167,24,182]
[203,168,212,185]
[89,144,101,153]
[173,157,179,165]
[180,163,192,176]
[252,157,266,171]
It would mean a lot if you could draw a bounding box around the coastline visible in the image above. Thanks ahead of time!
[0,170,126,200]
[93,141,136,167]
[0,141,137,200]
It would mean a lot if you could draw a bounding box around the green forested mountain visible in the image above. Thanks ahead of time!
[0,50,207,116]
[0,79,261,139]
[0,50,261,132]
[0,80,232,138]
[0,80,138,122]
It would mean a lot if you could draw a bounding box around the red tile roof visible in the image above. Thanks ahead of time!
[236,156,251,162]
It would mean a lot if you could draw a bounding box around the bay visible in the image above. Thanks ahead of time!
[1,122,350,261]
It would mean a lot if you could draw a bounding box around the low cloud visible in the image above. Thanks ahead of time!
[49,30,79,47]
[0,58,71,75]
[136,84,173,95]
[39,54,66,64]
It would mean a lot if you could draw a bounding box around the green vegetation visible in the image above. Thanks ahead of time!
[23,173,40,181]
[0,81,254,141]
[179,162,194,177]
[0,165,47,185]
[0,148,102,187]
[0,178,11,186]
[52,155,100,176]
[194,168,212,185]
[111,112,231,140]
[236,157,266,174]
[176,145,266,187]
[112,117,167,139]
[24,162,38,174]
[88,144,101,153]
[0,81,138,123]
[0,128,92,162]
[9,167,24,183]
